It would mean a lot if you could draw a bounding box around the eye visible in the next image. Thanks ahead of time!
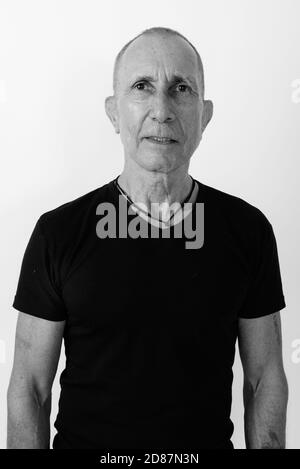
[175,84,190,93]
[133,82,149,91]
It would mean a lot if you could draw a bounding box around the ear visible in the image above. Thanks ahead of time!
[105,95,120,134]
[201,99,214,132]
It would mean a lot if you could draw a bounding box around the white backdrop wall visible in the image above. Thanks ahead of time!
[0,0,299,449]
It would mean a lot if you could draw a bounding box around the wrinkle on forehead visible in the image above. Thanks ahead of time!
[117,33,202,94]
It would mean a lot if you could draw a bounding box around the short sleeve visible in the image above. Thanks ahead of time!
[12,217,67,321]
[239,219,286,319]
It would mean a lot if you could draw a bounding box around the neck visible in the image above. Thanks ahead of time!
[117,160,193,218]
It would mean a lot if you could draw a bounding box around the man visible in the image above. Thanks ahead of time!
[7,27,288,450]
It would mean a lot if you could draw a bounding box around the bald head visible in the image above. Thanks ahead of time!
[113,27,205,98]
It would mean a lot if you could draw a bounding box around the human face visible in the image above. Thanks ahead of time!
[109,34,206,173]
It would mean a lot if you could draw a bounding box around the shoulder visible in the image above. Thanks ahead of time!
[195,180,276,258]
[37,181,112,243]
[196,179,272,230]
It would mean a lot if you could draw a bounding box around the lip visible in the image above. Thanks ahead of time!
[144,136,178,144]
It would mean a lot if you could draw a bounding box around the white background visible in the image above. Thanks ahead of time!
[0,0,299,449]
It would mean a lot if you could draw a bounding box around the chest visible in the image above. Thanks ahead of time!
[61,229,250,331]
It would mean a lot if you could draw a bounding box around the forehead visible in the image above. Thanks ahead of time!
[118,33,200,87]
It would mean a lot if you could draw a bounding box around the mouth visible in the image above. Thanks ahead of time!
[144,136,178,145]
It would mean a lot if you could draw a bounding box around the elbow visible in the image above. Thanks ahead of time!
[244,366,289,405]
[7,377,52,410]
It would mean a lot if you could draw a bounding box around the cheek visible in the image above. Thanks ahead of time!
[182,110,201,143]
[191,108,201,129]
[119,102,145,143]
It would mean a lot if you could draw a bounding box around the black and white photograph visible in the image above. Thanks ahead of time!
[0,0,299,452]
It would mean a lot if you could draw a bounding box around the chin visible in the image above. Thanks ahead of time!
[136,154,176,172]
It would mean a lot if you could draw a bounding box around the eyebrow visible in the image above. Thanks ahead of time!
[131,74,198,89]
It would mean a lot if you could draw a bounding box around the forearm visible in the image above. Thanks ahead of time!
[243,371,288,449]
[7,389,51,449]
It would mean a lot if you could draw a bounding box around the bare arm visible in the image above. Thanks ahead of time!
[238,311,288,449]
[7,312,65,449]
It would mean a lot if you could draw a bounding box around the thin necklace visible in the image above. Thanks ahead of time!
[114,176,196,226]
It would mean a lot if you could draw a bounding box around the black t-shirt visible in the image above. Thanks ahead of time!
[12,176,286,449]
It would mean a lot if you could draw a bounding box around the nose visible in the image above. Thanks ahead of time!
[149,91,175,124]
